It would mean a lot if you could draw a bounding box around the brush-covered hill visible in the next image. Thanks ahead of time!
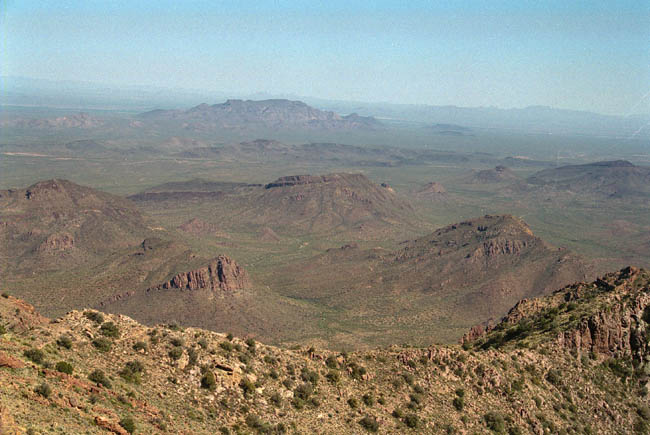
[139,99,382,131]
[0,179,151,273]
[468,166,520,184]
[130,172,419,239]
[267,215,593,346]
[0,180,260,324]
[0,267,648,434]
[526,160,650,198]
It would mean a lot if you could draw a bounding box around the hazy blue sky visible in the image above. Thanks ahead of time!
[2,0,649,114]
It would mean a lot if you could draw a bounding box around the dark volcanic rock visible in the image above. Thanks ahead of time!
[150,256,250,293]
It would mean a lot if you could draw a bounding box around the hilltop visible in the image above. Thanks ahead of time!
[267,215,593,346]
[130,172,418,238]
[0,179,151,273]
[0,267,648,433]
[139,99,382,131]
[526,160,650,198]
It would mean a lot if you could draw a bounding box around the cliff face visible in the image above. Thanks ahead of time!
[151,256,250,294]
[463,267,650,364]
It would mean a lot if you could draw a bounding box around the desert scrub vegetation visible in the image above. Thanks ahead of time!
[168,347,183,360]
[201,370,217,391]
[119,416,136,434]
[239,377,256,397]
[83,310,104,324]
[55,361,74,375]
[92,337,112,352]
[56,334,73,349]
[88,369,112,389]
[132,341,147,352]
[100,321,120,338]
[34,382,52,398]
[24,348,45,364]
[119,360,145,384]
[359,415,380,432]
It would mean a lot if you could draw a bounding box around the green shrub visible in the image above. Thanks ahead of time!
[34,382,51,398]
[453,396,464,411]
[24,348,45,364]
[119,416,136,434]
[545,369,562,386]
[270,392,282,406]
[413,384,425,394]
[198,338,208,349]
[226,333,234,341]
[348,397,359,409]
[404,414,419,428]
[240,377,255,397]
[55,361,74,375]
[83,310,104,324]
[92,337,112,352]
[169,336,184,347]
[359,415,380,432]
[1,292,9,298]
[0,324,6,335]
[120,360,145,384]
[219,341,233,352]
[362,392,375,406]
[392,408,405,419]
[294,382,313,400]
[245,337,256,349]
[326,370,341,384]
[168,347,183,360]
[484,412,506,432]
[89,369,111,388]
[245,414,272,432]
[201,371,217,391]
[100,322,120,338]
[301,368,319,386]
[56,335,73,349]
[132,341,147,352]
[326,355,339,369]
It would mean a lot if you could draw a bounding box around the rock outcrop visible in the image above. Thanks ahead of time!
[150,256,250,293]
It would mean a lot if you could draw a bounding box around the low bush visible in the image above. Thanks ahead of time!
[56,335,73,349]
[132,341,147,352]
[83,310,104,324]
[484,412,506,433]
[92,337,112,352]
[24,348,45,364]
[167,347,182,360]
[100,321,120,338]
[359,415,380,432]
[88,369,111,388]
[201,371,217,391]
[55,361,74,375]
[119,360,145,384]
[34,382,51,398]
[119,416,136,434]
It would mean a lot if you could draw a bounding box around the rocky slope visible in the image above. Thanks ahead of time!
[1,268,649,434]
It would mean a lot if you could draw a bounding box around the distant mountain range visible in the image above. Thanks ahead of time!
[3,76,648,137]
[139,99,382,130]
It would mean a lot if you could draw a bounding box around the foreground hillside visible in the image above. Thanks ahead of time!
[1,267,649,434]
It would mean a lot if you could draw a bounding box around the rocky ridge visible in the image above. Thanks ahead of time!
[1,269,649,433]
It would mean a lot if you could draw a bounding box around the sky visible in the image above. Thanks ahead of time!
[1,0,649,115]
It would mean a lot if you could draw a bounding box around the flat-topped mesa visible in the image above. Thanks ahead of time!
[150,256,250,294]
[265,173,369,189]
